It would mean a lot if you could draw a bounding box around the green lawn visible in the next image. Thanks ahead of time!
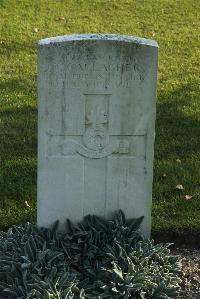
[0,0,199,233]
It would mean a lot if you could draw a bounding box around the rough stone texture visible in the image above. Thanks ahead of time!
[37,34,158,237]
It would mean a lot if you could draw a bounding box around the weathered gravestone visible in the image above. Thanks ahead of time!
[37,34,158,237]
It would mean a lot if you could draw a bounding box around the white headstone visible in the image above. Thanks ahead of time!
[37,34,158,237]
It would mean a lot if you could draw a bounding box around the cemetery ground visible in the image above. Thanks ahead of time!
[0,1,199,298]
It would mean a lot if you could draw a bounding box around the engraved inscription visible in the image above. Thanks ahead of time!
[66,62,132,73]
[65,55,145,89]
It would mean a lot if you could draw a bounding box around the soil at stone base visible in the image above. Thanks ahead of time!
[153,232,200,299]
[152,232,200,250]
[172,248,200,299]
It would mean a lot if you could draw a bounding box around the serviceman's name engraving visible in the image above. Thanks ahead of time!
[65,61,144,89]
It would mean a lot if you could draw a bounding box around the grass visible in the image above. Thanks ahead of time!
[0,0,199,234]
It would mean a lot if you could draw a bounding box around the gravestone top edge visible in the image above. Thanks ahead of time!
[38,33,158,47]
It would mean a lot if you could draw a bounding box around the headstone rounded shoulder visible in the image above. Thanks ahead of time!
[37,34,158,237]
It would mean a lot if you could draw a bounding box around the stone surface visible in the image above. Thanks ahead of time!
[37,34,158,237]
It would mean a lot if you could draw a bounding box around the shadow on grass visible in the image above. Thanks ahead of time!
[0,105,37,156]
[0,77,36,97]
[155,82,200,160]
[0,107,37,202]
[152,81,200,233]
[1,40,37,55]
[0,0,7,8]
[0,77,37,212]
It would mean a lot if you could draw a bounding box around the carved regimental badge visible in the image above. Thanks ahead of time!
[48,94,133,159]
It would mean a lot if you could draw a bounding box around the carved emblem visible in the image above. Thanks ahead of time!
[47,94,132,159]
[83,94,109,151]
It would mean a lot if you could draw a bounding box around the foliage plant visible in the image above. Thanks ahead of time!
[0,211,181,299]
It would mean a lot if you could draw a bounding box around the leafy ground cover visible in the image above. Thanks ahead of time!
[0,211,182,299]
[0,0,200,233]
